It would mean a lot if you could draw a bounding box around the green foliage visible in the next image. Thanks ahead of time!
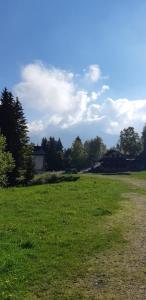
[118,126,142,157]
[0,135,15,187]
[30,173,79,185]
[0,89,34,185]
[142,125,146,167]
[84,136,106,166]
[71,136,87,170]
[18,144,34,185]
[142,125,146,150]
[41,137,64,170]
[63,147,72,169]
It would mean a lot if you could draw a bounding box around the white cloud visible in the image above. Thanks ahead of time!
[91,98,146,134]
[28,120,46,133]
[102,98,146,134]
[14,62,146,140]
[91,85,109,100]
[14,62,109,133]
[85,64,101,82]
[14,63,76,113]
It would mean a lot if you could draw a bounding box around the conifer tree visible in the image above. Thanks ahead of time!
[0,88,33,184]
[41,137,64,171]
[41,137,48,153]
[63,148,72,169]
[56,138,63,170]
[142,125,146,168]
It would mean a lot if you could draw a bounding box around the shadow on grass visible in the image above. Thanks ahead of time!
[94,207,112,216]
[101,172,131,176]
[20,241,34,249]
[29,174,80,186]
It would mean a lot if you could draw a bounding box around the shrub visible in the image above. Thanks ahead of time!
[29,173,80,186]
[0,135,15,187]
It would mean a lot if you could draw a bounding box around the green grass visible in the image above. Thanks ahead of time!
[0,175,131,299]
[129,170,146,180]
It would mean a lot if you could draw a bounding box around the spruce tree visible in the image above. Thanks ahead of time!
[41,137,48,170]
[47,137,56,170]
[41,137,48,153]
[0,88,33,184]
[0,89,16,153]
[41,137,64,171]
[56,138,63,170]
[63,148,72,169]
[142,125,146,168]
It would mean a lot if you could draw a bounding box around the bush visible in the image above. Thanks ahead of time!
[0,135,15,187]
[29,173,80,186]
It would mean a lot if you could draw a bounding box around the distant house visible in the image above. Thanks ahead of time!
[92,149,144,173]
[32,146,45,173]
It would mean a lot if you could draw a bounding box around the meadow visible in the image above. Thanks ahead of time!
[0,173,146,299]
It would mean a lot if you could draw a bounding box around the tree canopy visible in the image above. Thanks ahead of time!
[41,137,64,171]
[0,135,15,186]
[84,136,106,167]
[0,88,33,185]
[117,127,142,157]
[71,136,87,170]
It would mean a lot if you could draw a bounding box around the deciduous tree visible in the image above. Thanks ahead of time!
[117,126,142,157]
[71,136,86,170]
[84,136,106,167]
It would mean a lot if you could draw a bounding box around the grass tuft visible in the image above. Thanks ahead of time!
[94,207,112,216]
[20,241,34,249]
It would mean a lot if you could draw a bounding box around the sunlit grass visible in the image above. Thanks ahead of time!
[0,175,132,299]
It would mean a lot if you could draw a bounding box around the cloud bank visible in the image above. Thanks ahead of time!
[14,62,146,142]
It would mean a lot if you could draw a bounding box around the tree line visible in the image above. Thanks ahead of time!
[0,87,146,187]
[41,135,106,171]
[40,125,146,172]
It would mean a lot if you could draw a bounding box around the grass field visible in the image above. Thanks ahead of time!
[129,170,146,180]
[0,174,146,299]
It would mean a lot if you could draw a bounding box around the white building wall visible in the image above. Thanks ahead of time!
[32,155,44,172]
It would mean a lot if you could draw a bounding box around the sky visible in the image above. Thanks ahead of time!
[1,0,146,147]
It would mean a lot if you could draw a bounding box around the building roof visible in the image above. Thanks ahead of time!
[32,146,45,156]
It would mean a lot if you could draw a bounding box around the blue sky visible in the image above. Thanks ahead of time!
[1,0,146,146]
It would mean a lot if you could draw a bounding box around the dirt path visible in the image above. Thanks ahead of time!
[80,175,146,299]
[97,192,146,299]
[97,177,146,299]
